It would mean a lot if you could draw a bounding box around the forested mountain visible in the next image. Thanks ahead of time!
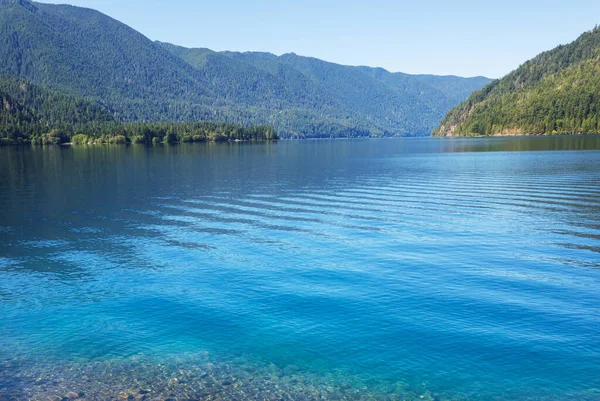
[0,75,277,145]
[0,0,217,122]
[0,0,489,138]
[0,75,113,143]
[198,48,491,137]
[433,26,600,137]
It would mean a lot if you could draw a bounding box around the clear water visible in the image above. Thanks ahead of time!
[1,137,599,401]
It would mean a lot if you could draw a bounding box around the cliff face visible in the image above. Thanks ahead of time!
[433,26,600,137]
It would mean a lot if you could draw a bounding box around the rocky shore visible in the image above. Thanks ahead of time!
[0,354,438,401]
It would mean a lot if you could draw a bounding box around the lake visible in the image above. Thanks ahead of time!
[0,136,599,401]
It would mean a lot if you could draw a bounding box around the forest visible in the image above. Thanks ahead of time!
[433,26,600,136]
[0,77,278,146]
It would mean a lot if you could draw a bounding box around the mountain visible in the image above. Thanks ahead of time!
[0,0,490,138]
[0,0,216,122]
[0,75,277,145]
[0,75,115,144]
[433,26,600,137]
[161,44,490,137]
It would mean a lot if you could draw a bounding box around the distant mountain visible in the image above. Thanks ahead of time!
[161,44,490,137]
[433,26,600,137]
[0,0,490,138]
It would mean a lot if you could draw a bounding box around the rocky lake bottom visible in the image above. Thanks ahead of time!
[1,354,445,401]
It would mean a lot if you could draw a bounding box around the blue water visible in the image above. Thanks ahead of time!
[1,137,599,400]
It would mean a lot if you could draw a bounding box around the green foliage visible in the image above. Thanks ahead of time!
[174,46,491,137]
[71,134,88,144]
[433,27,600,136]
[0,76,113,143]
[109,135,128,145]
[41,129,68,145]
[0,76,279,144]
[0,0,489,138]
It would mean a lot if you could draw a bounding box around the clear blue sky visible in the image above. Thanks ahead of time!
[37,0,600,78]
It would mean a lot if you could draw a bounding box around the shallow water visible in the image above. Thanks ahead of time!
[1,137,599,401]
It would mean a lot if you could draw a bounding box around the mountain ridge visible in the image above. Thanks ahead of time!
[1,0,491,138]
[162,42,491,137]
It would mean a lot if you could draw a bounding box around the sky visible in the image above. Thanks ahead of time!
[36,0,600,78]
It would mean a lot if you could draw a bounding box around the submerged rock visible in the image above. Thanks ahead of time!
[0,353,446,401]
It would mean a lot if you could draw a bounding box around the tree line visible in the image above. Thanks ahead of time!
[0,76,278,145]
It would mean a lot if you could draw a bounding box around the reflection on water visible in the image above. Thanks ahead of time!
[1,137,599,401]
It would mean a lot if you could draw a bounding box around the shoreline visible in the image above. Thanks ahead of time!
[2,134,599,147]
[0,139,279,147]
[435,133,600,139]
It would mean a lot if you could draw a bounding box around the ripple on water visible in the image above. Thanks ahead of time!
[1,140,599,401]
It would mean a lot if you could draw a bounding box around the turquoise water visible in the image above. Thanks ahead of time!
[1,137,599,401]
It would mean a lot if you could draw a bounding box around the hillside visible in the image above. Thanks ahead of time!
[0,0,217,122]
[214,49,491,137]
[0,75,115,144]
[433,26,600,137]
[0,75,277,145]
[0,0,490,137]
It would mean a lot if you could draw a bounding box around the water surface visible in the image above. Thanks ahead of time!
[1,137,599,400]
